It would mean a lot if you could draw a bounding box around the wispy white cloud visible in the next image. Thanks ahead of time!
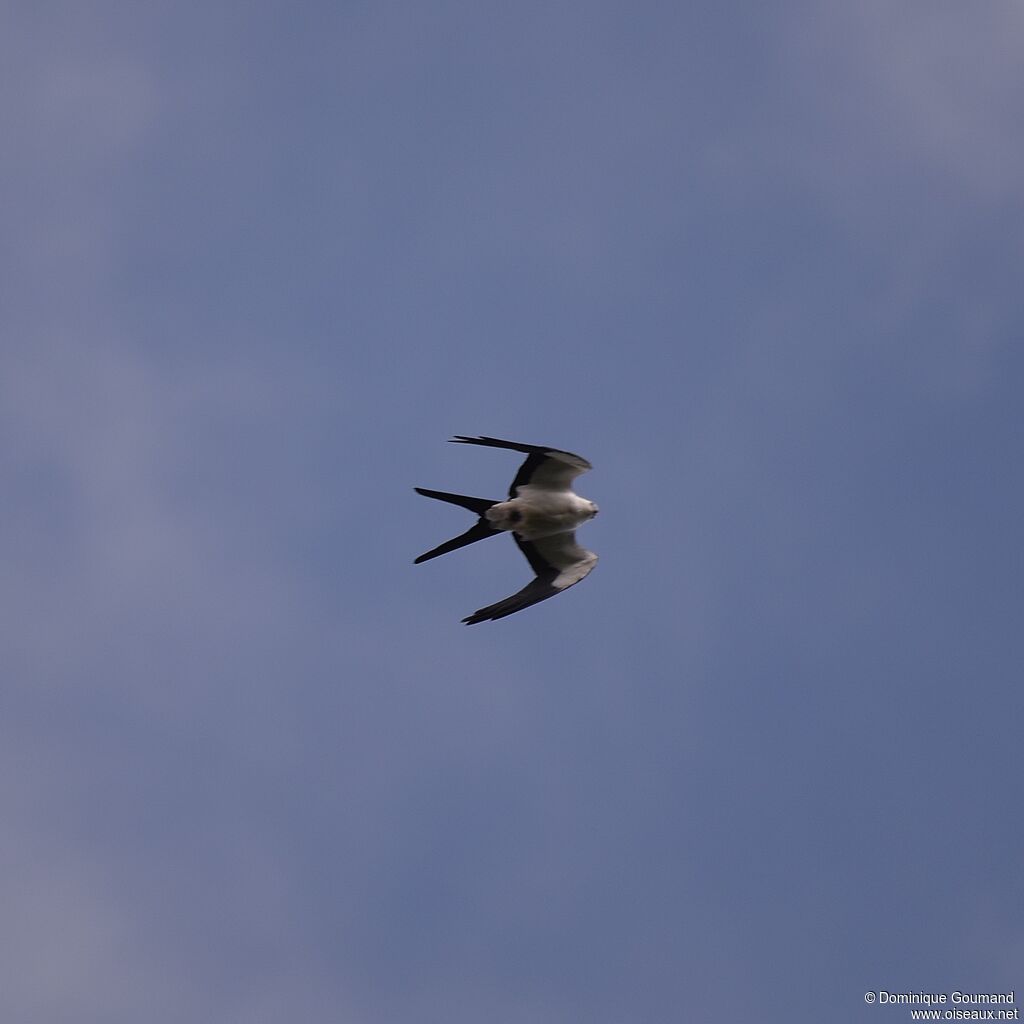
[832,2,1024,200]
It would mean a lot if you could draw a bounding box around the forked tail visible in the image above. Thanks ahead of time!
[413,488,496,515]
[413,488,502,564]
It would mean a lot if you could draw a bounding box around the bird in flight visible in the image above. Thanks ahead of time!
[414,435,599,624]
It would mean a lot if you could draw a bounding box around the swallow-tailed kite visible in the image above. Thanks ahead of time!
[414,435,599,624]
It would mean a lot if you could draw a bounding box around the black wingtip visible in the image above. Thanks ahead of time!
[448,435,558,458]
[460,608,510,625]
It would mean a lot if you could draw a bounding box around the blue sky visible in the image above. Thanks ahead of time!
[3,3,1022,1022]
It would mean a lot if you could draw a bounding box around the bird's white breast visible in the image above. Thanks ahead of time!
[486,488,596,539]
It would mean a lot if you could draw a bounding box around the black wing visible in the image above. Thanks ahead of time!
[462,533,597,624]
[450,435,592,496]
